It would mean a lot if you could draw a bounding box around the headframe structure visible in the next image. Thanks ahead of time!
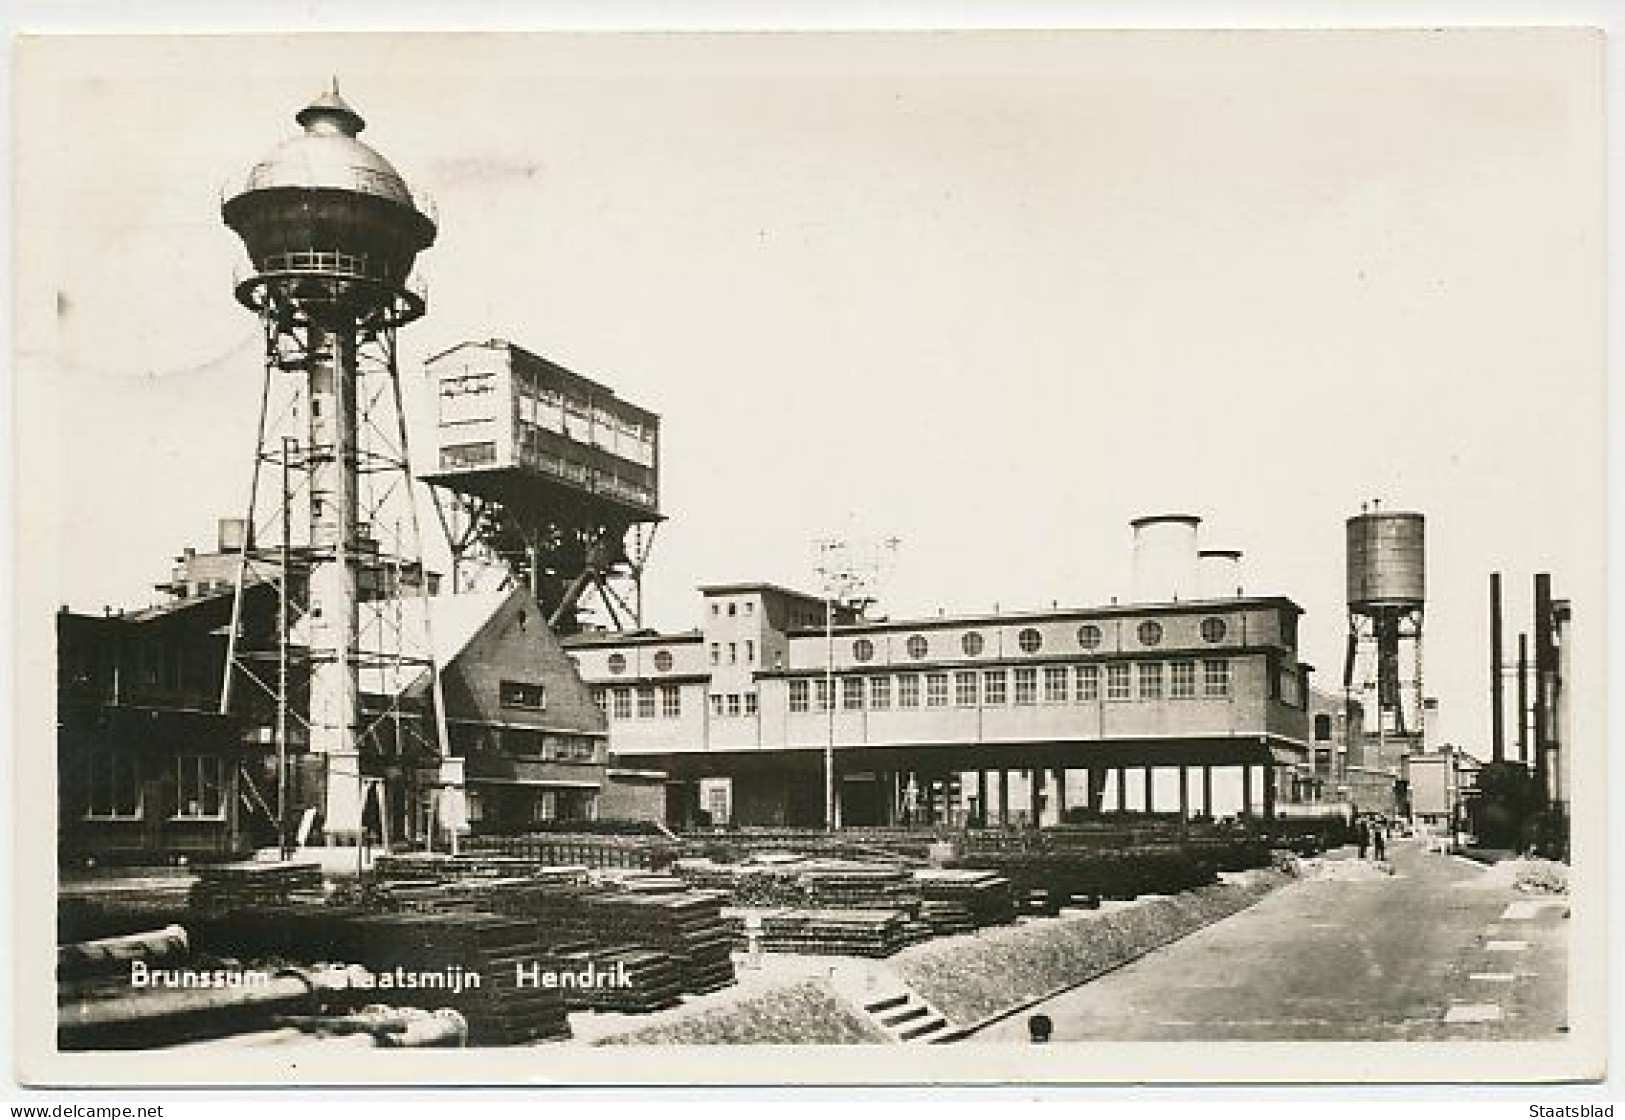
[420,339,662,637]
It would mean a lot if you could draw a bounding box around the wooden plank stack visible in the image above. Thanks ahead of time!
[350,913,570,1046]
[723,906,918,958]
[913,869,1017,930]
[535,944,685,1014]
[187,862,324,912]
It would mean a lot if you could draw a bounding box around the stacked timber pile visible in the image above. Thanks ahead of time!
[463,831,679,871]
[187,862,324,912]
[489,878,736,997]
[579,890,737,994]
[912,869,1017,933]
[672,856,923,913]
[794,860,922,911]
[723,907,920,958]
[351,913,570,1045]
[371,852,589,882]
[949,845,1214,907]
[536,944,685,1013]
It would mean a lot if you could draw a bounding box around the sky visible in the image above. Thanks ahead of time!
[14,30,1605,752]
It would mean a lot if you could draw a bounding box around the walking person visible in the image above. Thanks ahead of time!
[1372,820,1387,862]
[1356,817,1370,860]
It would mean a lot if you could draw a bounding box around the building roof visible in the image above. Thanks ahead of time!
[563,628,703,649]
[292,589,513,695]
[234,87,420,209]
[785,594,1304,637]
[696,581,827,603]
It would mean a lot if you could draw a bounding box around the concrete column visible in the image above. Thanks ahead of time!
[1263,764,1277,823]
[1090,768,1108,814]
[1241,764,1254,818]
[1115,767,1128,814]
[1178,766,1190,828]
[1029,769,1043,828]
[976,770,989,828]
[1053,768,1068,821]
[1201,765,1214,817]
[998,769,1010,826]
[1143,766,1155,814]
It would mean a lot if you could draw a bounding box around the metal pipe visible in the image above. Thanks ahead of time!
[1533,573,1553,798]
[58,966,361,1051]
[57,925,189,981]
[1516,632,1530,766]
[1490,573,1505,762]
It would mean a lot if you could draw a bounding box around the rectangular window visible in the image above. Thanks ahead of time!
[591,686,608,715]
[1204,658,1231,697]
[710,694,726,717]
[1013,667,1037,706]
[84,754,142,820]
[728,643,738,665]
[899,674,921,708]
[868,676,891,710]
[955,670,979,707]
[503,727,544,756]
[173,755,224,819]
[660,684,681,718]
[727,694,742,717]
[745,640,755,664]
[613,688,633,720]
[499,680,546,710]
[1075,665,1099,702]
[926,672,949,707]
[1106,663,1132,701]
[815,678,833,712]
[636,686,656,719]
[842,677,865,710]
[1043,666,1069,704]
[709,643,720,666]
[745,693,759,716]
[789,679,810,713]
[1170,661,1196,698]
[983,669,1007,706]
[1138,662,1163,700]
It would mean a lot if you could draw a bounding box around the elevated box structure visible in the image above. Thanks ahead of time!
[422,339,662,635]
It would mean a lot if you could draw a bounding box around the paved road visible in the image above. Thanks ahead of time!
[976,840,1568,1042]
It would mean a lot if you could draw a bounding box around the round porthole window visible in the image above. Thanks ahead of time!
[1018,628,1043,654]
[906,634,929,660]
[853,638,875,662]
[1201,617,1227,644]
[962,632,985,656]
[1077,624,1102,650]
[1137,620,1164,647]
[607,653,627,675]
[653,649,674,672]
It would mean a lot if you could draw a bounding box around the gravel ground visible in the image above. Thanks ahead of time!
[893,871,1286,1027]
[594,977,888,1045]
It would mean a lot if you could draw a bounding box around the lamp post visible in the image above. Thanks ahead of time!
[815,535,898,832]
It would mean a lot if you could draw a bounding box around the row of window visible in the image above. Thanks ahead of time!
[606,650,677,675]
[708,641,754,667]
[83,754,224,821]
[451,724,598,760]
[710,693,760,719]
[849,618,1230,663]
[787,659,1233,713]
[593,684,684,720]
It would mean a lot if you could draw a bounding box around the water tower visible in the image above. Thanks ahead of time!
[1342,504,1426,775]
[218,86,453,846]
